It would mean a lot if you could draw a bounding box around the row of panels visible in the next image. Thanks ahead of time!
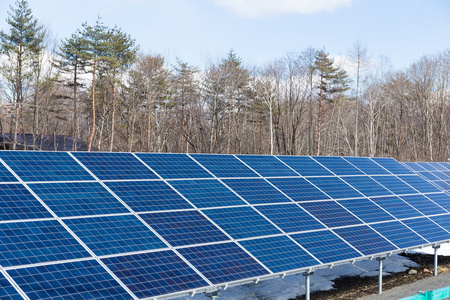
[1,213,450,299]
[0,151,425,183]
[404,162,450,192]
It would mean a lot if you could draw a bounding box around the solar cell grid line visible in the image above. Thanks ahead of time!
[369,221,429,249]
[399,194,448,216]
[402,162,426,172]
[418,171,441,181]
[72,152,159,181]
[337,198,395,223]
[306,177,364,200]
[430,214,450,232]
[276,156,333,177]
[401,217,450,243]
[425,193,450,211]
[428,171,450,180]
[369,195,424,219]
[416,162,437,171]
[397,175,442,193]
[343,157,391,175]
[0,161,19,183]
[0,270,26,300]
[340,176,393,197]
[190,154,259,178]
[370,175,419,195]
[428,162,448,171]
[235,155,299,177]
[370,157,415,175]
[298,201,363,228]
[267,177,330,202]
[311,156,365,176]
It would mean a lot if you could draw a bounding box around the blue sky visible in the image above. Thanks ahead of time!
[0,0,449,70]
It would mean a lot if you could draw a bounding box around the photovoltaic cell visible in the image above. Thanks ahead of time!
[334,225,397,255]
[428,163,448,171]
[0,220,90,267]
[299,201,363,228]
[239,236,319,273]
[341,176,393,197]
[401,218,450,242]
[398,175,442,193]
[344,157,390,175]
[276,156,333,177]
[177,242,269,284]
[418,171,440,181]
[73,152,158,180]
[370,221,428,248]
[399,194,447,215]
[312,156,364,176]
[416,162,437,171]
[425,193,450,211]
[102,251,208,299]
[140,210,230,247]
[430,214,450,232]
[268,178,330,202]
[255,204,326,233]
[338,198,395,223]
[371,157,414,175]
[370,196,423,219]
[8,260,132,300]
[105,180,193,212]
[29,182,129,217]
[403,162,426,172]
[191,154,258,178]
[168,179,246,208]
[0,273,21,300]
[0,151,93,182]
[136,153,213,179]
[430,172,450,180]
[63,215,167,256]
[371,176,418,195]
[433,181,450,191]
[202,206,281,239]
[236,155,299,177]
[222,178,292,204]
[290,230,362,263]
[0,164,18,183]
[0,183,52,221]
[307,177,363,199]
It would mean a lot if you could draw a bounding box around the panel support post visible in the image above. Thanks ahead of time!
[376,257,385,294]
[205,291,219,299]
[303,271,314,300]
[433,245,440,276]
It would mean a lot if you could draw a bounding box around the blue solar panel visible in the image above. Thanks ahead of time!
[140,210,230,247]
[371,176,418,195]
[0,273,21,300]
[334,225,397,255]
[168,179,246,208]
[28,182,129,217]
[0,151,93,181]
[103,251,207,298]
[440,163,450,170]
[425,193,450,211]
[177,242,269,284]
[239,236,320,273]
[370,196,423,219]
[0,183,52,221]
[290,230,362,263]
[299,201,363,228]
[0,164,18,183]
[105,181,193,212]
[341,176,393,197]
[371,157,414,175]
[0,220,90,267]
[401,217,450,242]
[8,260,131,300]
[276,156,333,176]
[255,204,326,233]
[370,221,428,249]
[344,157,391,175]
[416,162,437,171]
[399,194,447,215]
[136,153,213,179]
[236,155,299,177]
[307,177,363,199]
[268,178,330,202]
[73,152,158,180]
[398,175,442,193]
[419,171,440,181]
[403,162,426,172]
[429,163,448,171]
[202,206,281,239]
[338,198,395,223]
[312,156,364,175]
[430,172,450,180]
[191,154,258,178]
[430,214,450,232]
[433,180,450,191]
[222,178,292,204]
[63,215,167,256]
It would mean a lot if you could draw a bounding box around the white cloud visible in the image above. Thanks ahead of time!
[211,0,356,18]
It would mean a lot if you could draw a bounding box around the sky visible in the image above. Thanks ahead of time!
[0,0,449,70]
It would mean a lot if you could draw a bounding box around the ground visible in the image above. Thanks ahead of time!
[291,253,450,300]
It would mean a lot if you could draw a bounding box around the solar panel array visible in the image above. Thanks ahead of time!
[0,151,450,300]
[403,161,450,193]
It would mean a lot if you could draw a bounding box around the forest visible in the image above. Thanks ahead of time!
[0,0,449,162]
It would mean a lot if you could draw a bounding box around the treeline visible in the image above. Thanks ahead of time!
[1,0,449,161]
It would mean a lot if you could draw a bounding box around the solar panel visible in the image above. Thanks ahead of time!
[238,236,320,273]
[73,152,158,180]
[2,150,450,300]
[63,215,167,256]
[28,182,129,217]
[236,155,299,177]
[191,154,259,178]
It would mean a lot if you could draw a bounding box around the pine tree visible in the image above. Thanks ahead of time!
[0,0,44,149]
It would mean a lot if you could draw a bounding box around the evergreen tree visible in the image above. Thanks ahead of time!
[0,0,44,149]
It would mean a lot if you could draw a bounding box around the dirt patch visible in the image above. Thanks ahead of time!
[290,253,450,300]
